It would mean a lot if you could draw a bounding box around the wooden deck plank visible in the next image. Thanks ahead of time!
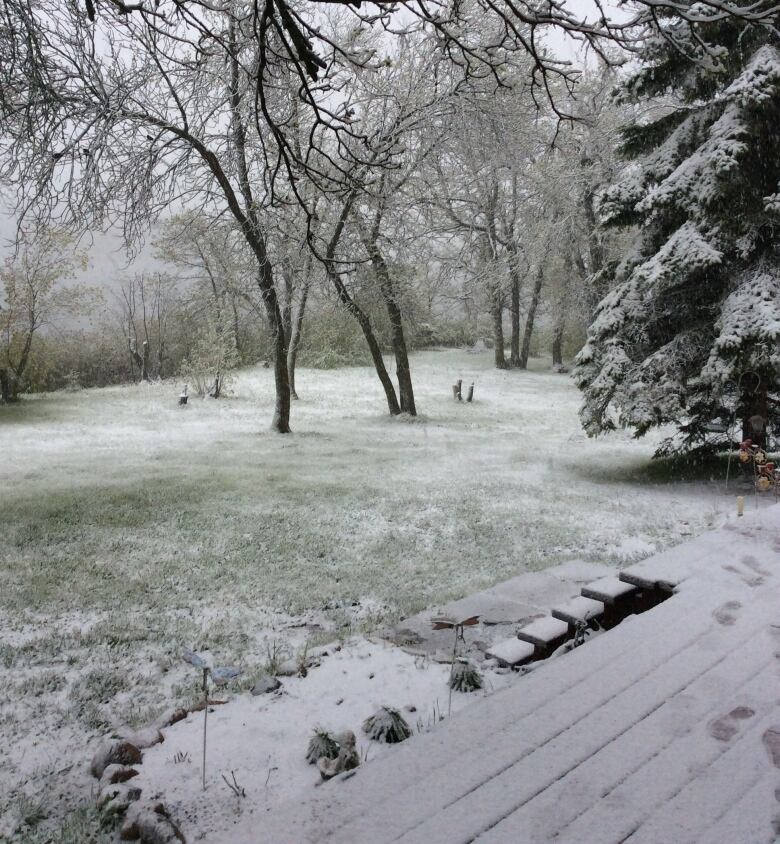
[623,703,780,843]
[389,594,774,844]
[471,645,773,843]
[554,631,778,844]
[693,773,778,844]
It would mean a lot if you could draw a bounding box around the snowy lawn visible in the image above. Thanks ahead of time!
[0,348,737,840]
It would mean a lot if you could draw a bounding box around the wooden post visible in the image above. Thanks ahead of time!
[457,379,463,401]
[452,384,459,400]
[466,383,474,402]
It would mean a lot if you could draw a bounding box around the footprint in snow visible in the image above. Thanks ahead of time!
[708,706,755,742]
[712,600,742,626]
[722,564,764,587]
[762,727,780,768]
[741,555,771,577]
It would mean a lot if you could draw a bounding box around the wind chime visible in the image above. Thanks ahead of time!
[722,370,775,495]
[738,438,780,497]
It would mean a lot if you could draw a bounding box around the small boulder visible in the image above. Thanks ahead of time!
[123,727,164,749]
[98,781,143,811]
[251,674,282,695]
[99,764,139,789]
[91,740,143,779]
[120,800,186,843]
[317,733,360,781]
[275,659,299,677]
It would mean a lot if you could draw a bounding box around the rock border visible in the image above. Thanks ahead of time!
[90,708,188,843]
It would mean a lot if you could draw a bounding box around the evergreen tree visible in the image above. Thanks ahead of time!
[575,13,780,455]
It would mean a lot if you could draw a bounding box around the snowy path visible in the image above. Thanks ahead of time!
[244,506,780,844]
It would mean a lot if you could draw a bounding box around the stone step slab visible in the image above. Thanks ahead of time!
[485,638,536,667]
[515,617,571,648]
[581,577,638,605]
[551,596,605,626]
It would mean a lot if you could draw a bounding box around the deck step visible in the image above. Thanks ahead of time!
[581,576,638,604]
[485,638,536,667]
[516,616,571,648]
[551,596,604,626]
[619,570,679,593]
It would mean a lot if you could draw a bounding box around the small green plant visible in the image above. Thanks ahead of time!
[296,641,310,677]
[263,638,288,677]
[15,794,47,832]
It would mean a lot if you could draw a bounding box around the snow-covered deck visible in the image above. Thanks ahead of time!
[253,505,780,844]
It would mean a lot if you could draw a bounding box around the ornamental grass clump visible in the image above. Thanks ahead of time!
[306,728,340,765]
[362,706,411,744]
[449,659,483,693]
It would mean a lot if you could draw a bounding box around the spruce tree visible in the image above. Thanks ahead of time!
[575,13,780,455]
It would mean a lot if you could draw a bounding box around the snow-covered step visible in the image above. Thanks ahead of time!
[485,638,535,667]
[616,528,729,592]
[515,616,570,649]
[581,576,637,605]
[619,568,682,593]
[551,595,604,626]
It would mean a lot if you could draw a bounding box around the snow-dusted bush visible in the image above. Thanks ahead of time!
[449,660,484,693]
[362,706,412,743]
[179,316,239,398]
[305,728,340,765]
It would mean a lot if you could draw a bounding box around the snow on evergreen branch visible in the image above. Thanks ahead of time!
[724,45,780,107]
[704,261,780,381]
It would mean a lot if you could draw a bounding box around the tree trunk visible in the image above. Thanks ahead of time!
[583,189,607,312]
[287,274,310,401]
[227,29,290,433]
[326,263,401,416]
[509,271,521,367]
[259,274,292,433]
[128,340,144,382]
[519,264,544,370]
[551,320,565,368]
[551,251,573,368]
[0,368,12,402]
[141,340,150,382]
[324,189,401,416]
[231,297,242,359]
[361,235,416,415]
[741,381,769,448]
[492,284,507,370]
[11,327,34,396]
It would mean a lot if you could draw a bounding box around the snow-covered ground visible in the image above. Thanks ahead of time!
[0,349,748,840]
